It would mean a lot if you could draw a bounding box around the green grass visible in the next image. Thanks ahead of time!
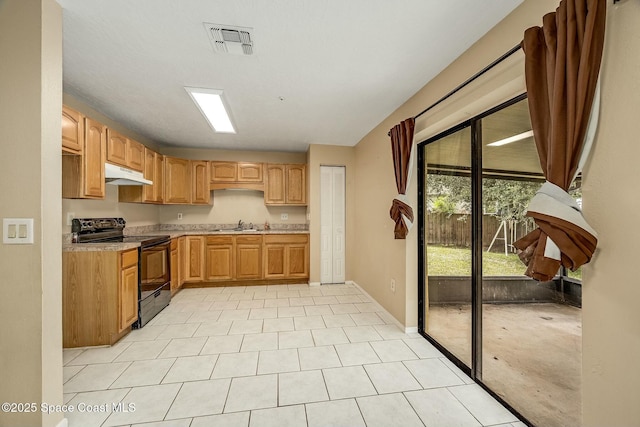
[427,245,582,280]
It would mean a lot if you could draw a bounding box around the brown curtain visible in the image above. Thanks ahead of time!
[389,118,415,239]
[513,0,606,281]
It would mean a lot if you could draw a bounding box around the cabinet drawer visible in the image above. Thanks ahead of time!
[236,235,263,245]
[206,235,233,245]
[121,249,138,268]
[170,238,178,250]
[264,234,309,245]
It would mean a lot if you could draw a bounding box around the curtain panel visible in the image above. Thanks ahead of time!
[389,118,415,239]
[514,0,606,281]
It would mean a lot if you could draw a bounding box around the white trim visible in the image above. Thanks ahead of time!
[56,418,68,427]
[349,280,416,334]
[308,281,321,287]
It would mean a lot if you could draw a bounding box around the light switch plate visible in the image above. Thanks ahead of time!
[3,218,34,244]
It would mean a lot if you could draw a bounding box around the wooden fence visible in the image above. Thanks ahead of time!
[426,213,532,251]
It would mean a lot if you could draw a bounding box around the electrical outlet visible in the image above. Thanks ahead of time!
[177,213,183,220]
[66,212,75,226]
[281,213,289,221]
[390,279,396,293]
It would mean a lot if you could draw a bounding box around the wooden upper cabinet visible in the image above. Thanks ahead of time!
[164,156,191,204]
[210,161,263,185]
[154,152,164,203]
[62,105,83,153]
[142,148,163,203]
[265,163,307,206]
[127,140,144,172]
[118,147,163,204]
[62,114,106,199]
[210,161,237,182]
[191,160,211,205]
[82,118,107,198]
[106,129,128,166]
[106,129,144,172]
[265,164,286,204]
[142,148,156,202]
[286,164,306,205]
[238,162,263,182]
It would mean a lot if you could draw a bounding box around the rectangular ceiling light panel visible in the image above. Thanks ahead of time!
[185,87,236,134]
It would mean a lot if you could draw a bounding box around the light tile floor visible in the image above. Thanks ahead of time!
[63,283,522,427]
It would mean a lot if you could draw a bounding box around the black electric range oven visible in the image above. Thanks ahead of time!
[72,218,171,327]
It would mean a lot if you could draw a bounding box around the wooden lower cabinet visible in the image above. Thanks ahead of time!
[206,236,234,281]
[184,235,205,282]
[119,250,139,332]
[264,234,309,280]
[170,238,181,295]
[179,233,307,285]
[236,235,263,280]
[63,249,138,348]
[178,236,186,286]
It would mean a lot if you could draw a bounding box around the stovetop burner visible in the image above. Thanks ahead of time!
[72,218,169,247]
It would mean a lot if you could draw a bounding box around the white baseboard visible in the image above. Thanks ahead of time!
[56,417,68,427]
[349,280,416,334]
[308,281,321,287]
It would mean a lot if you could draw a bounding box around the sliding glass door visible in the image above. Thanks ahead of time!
[418,95,583,427]
[422,125,472,367]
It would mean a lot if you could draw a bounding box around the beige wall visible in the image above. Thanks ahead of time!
[581,1,640,425]
[352,0,559,327]
[0,1,63,426]
[307,145,356,284]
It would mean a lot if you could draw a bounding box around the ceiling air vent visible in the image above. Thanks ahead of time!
[205,23,254,55]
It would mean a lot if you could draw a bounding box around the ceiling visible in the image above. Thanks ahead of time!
[58,0,523,152]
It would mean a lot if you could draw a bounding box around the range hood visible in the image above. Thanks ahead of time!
[105,162,152,186]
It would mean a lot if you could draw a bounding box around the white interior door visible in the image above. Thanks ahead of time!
[320,166,346,284]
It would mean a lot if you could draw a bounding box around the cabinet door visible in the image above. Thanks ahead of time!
[210,161,237,182]
[83,118,106,198]
[164,157,191,204]
[238,162,263,182]
[206,236,234,281]
[106,129,128,167]
[236,236,263,280]
[265,164,286,205]
[287,243,309,278]
[143,148,156,202]
[62,105,83,153]
[170,240,180,295]
[191,161,211,205]
[154,153,164,203]
[264,244,286,279]
[119,250,139,332]
[178,236,186,285]
[127,139,144,172]
[286,164,307,205]
[184,236,205,282]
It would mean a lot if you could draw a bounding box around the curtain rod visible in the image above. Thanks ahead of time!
[412,43,522,121]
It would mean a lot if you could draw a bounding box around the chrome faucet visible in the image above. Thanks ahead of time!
[237,220,244,230]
